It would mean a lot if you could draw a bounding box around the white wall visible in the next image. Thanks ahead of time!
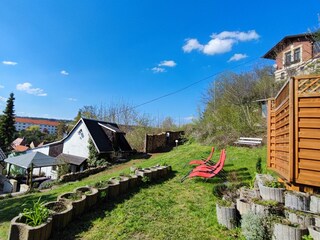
[27,146,50,155]
[63,121,90,158]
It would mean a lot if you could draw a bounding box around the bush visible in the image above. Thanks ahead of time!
[241,212,274,240]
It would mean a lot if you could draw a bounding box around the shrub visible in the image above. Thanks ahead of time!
[241,212,274,240]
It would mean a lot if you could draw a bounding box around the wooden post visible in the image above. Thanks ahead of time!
[288,77,295,182]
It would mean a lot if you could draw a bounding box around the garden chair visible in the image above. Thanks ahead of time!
[181,149,225,182]
[188,149,226,180]
[188,147,215,165]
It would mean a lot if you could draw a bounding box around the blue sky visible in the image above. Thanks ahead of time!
[0,1,319,124]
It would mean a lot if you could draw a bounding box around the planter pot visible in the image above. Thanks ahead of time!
[95,183,109,202]
[236,198,251,216]
[8,214,53,240]
[308,226,320,240]
[107,179,120,200]
[57,192,86,219]
[310,195,320,214]
[272,223,308,240]
[284,210,314,228]
[285,191,310,211]
[135,169,152,182]
[74,186,98,209]
[315,215,320,228]
[239,187,260,200]
[119,176,129,195]
[143,168,155,181]
[216,203,238,229]
[44,201,73,231]
[149,167,160,180]
[254,174,275,189]
[128,174,139,189]
[259,184,285,203]
[250,201,282,216]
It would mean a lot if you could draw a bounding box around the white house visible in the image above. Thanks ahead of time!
[27,118,132,179]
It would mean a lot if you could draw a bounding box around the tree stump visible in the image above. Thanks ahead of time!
[285,191,310,211]
[216,203,238,229]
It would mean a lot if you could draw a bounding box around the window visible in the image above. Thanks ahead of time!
[285,52,291,66]
[293,48,301,62]
[313,41,320,56]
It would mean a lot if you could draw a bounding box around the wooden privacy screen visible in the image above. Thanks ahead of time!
[268,75,320,188]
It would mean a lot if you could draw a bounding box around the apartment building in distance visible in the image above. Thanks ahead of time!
[15,117,60,135]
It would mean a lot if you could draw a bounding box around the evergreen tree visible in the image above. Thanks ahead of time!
[0,93,16,153]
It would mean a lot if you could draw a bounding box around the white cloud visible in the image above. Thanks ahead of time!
[182,39,203,53]
[67,97,77,101]
[152,67,166,73]
[16,82,47,96]
[203,38,235,55]
[159,60,177,67]
[183,30,260,55]
[0,96,7,102]
[60,70,69,76]
[211,30,260,41]
[228,53,248,62]
[2,61,18,66]
[0,85,4,89]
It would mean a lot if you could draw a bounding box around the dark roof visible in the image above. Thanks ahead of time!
[57,153,87,166]
[82,118,132,153]
[262,33,314,60]
[99,123,124,133]
[82,118,115,153]
[0,148,6,161]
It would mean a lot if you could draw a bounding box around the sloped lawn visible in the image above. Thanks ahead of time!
[0,143,266,239]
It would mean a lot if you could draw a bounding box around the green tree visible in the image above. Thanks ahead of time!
[0,93,16,153]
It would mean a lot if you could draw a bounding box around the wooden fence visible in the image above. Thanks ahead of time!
[267,75,320,190]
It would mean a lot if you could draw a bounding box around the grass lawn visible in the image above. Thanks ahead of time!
[0,143,267,240]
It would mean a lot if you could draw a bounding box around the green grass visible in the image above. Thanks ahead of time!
[0,143,267,239]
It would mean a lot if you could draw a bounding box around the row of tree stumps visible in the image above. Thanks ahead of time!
[216,174,320,240]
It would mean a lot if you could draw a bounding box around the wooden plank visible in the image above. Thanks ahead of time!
[298,148,320,160]
[299,128,320,139]
[298,139,320,149]
[298,118,320,128]
[298,159,320,171]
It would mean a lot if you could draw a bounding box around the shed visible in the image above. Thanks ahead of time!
[56,153,87,173]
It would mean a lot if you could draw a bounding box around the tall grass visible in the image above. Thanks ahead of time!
[0,143,267,239]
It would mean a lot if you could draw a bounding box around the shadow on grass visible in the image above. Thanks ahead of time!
[184,167,252,185]
[50,172,176,240]
[0,191,58,224]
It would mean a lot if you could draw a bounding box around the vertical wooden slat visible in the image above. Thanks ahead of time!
[288,77,295,182]
[294,77,299,183]
[267,99,272,168]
